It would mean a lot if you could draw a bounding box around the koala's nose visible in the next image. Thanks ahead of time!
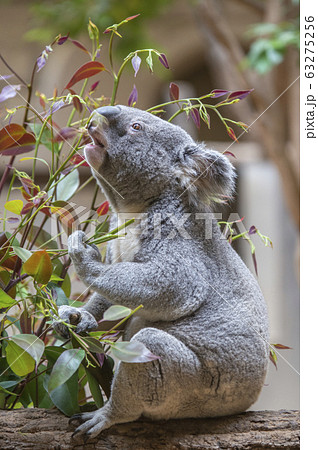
[95,106,121,120]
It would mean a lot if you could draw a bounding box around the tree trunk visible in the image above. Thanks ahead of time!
[0,408,299,449]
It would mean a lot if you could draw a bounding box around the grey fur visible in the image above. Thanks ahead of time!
[54,105,269,440]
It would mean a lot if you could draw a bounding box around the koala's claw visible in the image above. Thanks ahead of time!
[69,414,85,426]
[53,305,98,337]
[68,230,102,263]
[70,410,109,441]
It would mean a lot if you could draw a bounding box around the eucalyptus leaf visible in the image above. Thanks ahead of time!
[5,341,35,376]
[48,348,85,392]
[103,305,132,321]
[0,288,16,308]
[45,371,80,416]
[10,334,45,366]
[111,340,159,363]
[11,246,32,262]
[85,368,104,408]
[48,169,79,201]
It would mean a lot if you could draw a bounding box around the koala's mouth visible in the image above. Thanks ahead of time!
[87,127,108,149]
[84,124,108,169]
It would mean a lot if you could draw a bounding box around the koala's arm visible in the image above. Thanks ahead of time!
[68,231,206,322]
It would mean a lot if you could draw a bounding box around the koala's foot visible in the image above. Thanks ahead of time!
[70,408,113,442]
[53,305,98,338]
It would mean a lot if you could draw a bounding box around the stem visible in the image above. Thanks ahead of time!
[28,215,49,250]
[2,171,16,231]
[0,157,15,198]
[0,52,28,86]
[4,273,29,293]
[167,108,185,123]
[103,305,144,338]
[76,175,94,194]
[32,116,50,180]
[82,184,99,233]
[108,32,116,75]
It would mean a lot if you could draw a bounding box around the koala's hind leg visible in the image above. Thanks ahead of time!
[71,327,202,441]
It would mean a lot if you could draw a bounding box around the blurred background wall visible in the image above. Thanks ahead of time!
[0,0,299,410]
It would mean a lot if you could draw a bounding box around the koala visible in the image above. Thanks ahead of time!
[55,105,269,441]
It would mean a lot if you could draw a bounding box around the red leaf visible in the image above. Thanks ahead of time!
[70,154,89,167]
[125,14,140,21]
[65,62,107,90]
[57,33,69,45]
[248,225,257,235]
[210,89,230,98]
[0,124,26,151]
[54,127,78,142]
[228,89,254,101]
[272,343,292,350]
[89,81,100,93]
[19,176,39,198]
[223,151,236,159]
[0,132,36,156]
[128,85,138,107]
[71,39,90,54]
[169,82,179,101]
[21,202,34,215]
[190,108,200,129]
[226,127,238,142]
[97,201,110,216]
[68,88,83,113]
[7,217,20,224]
[40,207,51,217]
[158,53,169,69]
[23,250,53,285]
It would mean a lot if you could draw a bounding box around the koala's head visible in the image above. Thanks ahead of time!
[85,105,235,211]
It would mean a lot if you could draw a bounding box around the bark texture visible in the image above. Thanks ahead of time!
[0,409,299,449]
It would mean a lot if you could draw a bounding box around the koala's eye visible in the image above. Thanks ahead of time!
[131,123,142,131]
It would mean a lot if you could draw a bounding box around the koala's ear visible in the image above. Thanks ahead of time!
[175,143,236,209]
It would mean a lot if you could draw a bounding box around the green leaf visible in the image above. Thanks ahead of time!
[85,368,104,408]
[48,169,80,201]
[23,250,53,284]
[11,246,32,262]
[146,51,153,72]
[111,341,159,363]
[0,380,20,391]
[28,123,59,154]
[0,288,16,308]
[47,282,70,306]
[44,346,66,365]
[47,348,85,393]
[103,305,132,321]
[45,371,80,416]
[5,341,35,376]
[0,384,18,396]
[25,365,54,409]
[11,334,45,366]
[79,336,104,353]
[4,200,23,215]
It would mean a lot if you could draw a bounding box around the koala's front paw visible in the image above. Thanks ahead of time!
[68,231,102,263]
[53,305,98,338]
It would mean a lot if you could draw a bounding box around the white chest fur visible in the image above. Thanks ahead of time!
[108,212,143,263]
